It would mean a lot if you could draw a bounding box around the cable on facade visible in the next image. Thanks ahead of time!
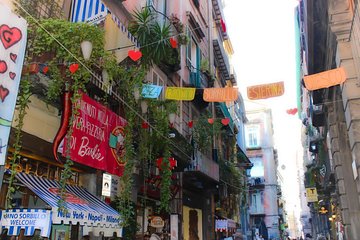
[14,1,195,163]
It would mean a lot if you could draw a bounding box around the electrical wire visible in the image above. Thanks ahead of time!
[14,1,195,163]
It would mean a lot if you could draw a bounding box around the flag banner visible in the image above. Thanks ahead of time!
[63,93,127,176]
[165,87,196,101]
[141,84,163,98]
[247,81,284,100]
[203,88,238,102]
[0,4,27,165]
[304,67,346,91]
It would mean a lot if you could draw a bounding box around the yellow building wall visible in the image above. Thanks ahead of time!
[104,15,135,63]
[183,206,203,240]
[12,96,60,143]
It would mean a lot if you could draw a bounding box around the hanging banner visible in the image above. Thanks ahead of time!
[304,67,346,91]
[63,93,127,176]
[203,88,238,102]
[1,209,52,237]
[247,81,284,100]
[141,84,163,98]
[165,87,196,101]
[0,4,27,165]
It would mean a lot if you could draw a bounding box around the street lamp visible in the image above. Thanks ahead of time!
[81,40,93,60]
[141,100,148,114]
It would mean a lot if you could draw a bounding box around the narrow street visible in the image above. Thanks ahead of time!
[0,0,359,240]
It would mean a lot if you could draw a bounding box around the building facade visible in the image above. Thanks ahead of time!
[0,0,250,239]
[245,108,280,240]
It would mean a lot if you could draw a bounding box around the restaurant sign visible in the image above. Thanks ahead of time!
[247,81,284,100]
[1,209,52,237]
[63,93,127,176]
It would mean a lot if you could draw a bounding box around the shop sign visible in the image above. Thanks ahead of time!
[170,214,178,240]
[54,207,120,226]
[306,187,318,202]
[102,173,112,197]
[1,209,52,237]
[150,216,164,228]
[63,93,127,176]
[247,81,284,100]
[0,3,27,165]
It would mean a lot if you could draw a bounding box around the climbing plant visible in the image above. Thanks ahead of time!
[5,77,32,209]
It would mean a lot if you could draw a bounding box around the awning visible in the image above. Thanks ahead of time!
[215,218,237,232]
[70,0,139,47]
[15,172,122,237]
[71,0,108,23]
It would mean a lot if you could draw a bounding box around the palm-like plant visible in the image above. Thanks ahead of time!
[129,8,173,68]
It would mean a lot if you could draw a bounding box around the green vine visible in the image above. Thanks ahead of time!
[192,114,222,153]
[6,77,32,209]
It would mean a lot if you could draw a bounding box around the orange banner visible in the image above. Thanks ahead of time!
[304,67,347,91]
[247,82,284,100]
[203,88,238,102]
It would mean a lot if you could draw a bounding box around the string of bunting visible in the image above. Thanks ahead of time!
[141,84,238,102]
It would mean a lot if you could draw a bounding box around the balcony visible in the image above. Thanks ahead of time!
[213,39,230,80]
[189,70,211,88]
[249,205,265,215]
[247,177,265,188]
[185,150,219,182]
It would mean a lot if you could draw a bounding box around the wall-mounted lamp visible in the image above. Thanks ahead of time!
[133,87,140,103]
[141,100,148,114]
[81,40,93,60]
[168,113,176,125]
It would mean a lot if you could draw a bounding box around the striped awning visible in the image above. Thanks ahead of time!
[70,0,140,47]
[16,172,121,235]
[71,0,108,23]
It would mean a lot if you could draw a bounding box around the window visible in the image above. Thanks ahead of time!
[186,28,201,87]
[245,125,260,148]
[150,69,165,99]
[250,157,264,177]
[147,0,167,24]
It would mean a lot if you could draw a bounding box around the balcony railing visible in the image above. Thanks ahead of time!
[185,150,219,181]
[249,205,265,215]
[247,177,265,187]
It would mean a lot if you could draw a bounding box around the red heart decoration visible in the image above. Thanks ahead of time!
[0,24,22,49]
[9,72,16,80]
[0,60,7,74]
[69,63,79,74]
[0,85,9,102]
[291,108,298,115]
[128,50,142,61]
[208,118,214,124]
[141,121,150,129]
[170,37,177,48]
[221,118,230,126]
[10,53,17,63]
[188,121,193,128]
[42,66,49,74]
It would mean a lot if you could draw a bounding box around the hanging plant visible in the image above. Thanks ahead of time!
[5,77,32,209]
[192,114,222,153]
[129,8,176,68]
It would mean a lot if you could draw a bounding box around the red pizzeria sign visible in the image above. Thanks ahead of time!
[63,93,127,176]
